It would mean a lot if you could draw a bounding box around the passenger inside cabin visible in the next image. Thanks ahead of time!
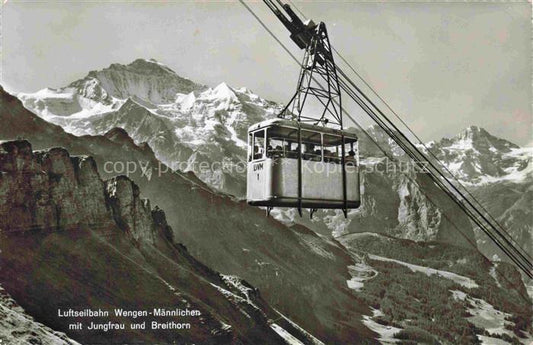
[287,142,299,159]
[324,149,340,163]
[323,149,332,162]
[303,144,321,161]
[266,145,283,158]
[303,144,314,160]
[253,145,263,160]
[346,150,357,166]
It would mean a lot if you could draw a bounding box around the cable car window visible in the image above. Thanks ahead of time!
[301,142,321,161]
[300,130,321,161]
[344,141,358,166]
[251,130,266,161]
[266,128,285,158]
[323,133,341,164]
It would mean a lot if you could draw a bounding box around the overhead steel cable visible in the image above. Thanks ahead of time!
[335,67,533,266]
[237,0,533,279]
[335,71,533,275]
[336,76,533,277]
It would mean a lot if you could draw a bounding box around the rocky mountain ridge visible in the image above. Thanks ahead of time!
[15,59,533,270]
[0,138,324,345]
[18,59,280,196]
[15,59,476,244]
[424,125,530,185]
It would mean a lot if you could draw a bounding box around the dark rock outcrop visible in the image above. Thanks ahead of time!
[0,139,315,345]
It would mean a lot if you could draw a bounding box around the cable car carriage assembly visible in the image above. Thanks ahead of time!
[246,1,360,218]
[242,0,533,279]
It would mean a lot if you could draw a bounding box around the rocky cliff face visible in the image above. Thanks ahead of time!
[338,165,468,243]
[0,138,324,345]
[0,140,163,241]
[0,138,186,250]
[105,176,157,243]
[0,141,111,233]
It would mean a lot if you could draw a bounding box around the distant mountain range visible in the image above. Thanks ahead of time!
[17,58,532,262]
[18,59,280,197]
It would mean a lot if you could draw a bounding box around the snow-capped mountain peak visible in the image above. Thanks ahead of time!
[17,59,282,196]
[98,58,178,77]
[425,125,528,184]
[444,125,518,153]
[17,58,530,201]
[213,82,238,101]
[198,82,240,110]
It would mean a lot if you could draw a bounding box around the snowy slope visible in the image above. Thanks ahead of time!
[368,254,479,288]
[452,290,533,345]
[362,309,402,345]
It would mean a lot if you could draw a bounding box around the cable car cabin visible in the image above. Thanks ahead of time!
[247,119,360,210]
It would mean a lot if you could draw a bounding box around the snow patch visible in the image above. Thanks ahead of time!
[451,290,532,344]
[272,308,326,345]
[270,324,306,345]
[343,232,390,240]
[527,283,533,301]
[220,275,256,306]
[346,260,378,292]
[477,335,512,345]
[363,309,402,344]
[489,264,502,288]
[369,254,479,288]
[176,92,196,111]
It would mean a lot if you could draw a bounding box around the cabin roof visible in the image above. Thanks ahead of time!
[247,118,358,139]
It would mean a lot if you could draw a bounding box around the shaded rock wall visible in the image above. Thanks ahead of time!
[0,140,168,245]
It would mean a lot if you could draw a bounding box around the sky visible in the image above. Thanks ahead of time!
[1,0,531,145]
